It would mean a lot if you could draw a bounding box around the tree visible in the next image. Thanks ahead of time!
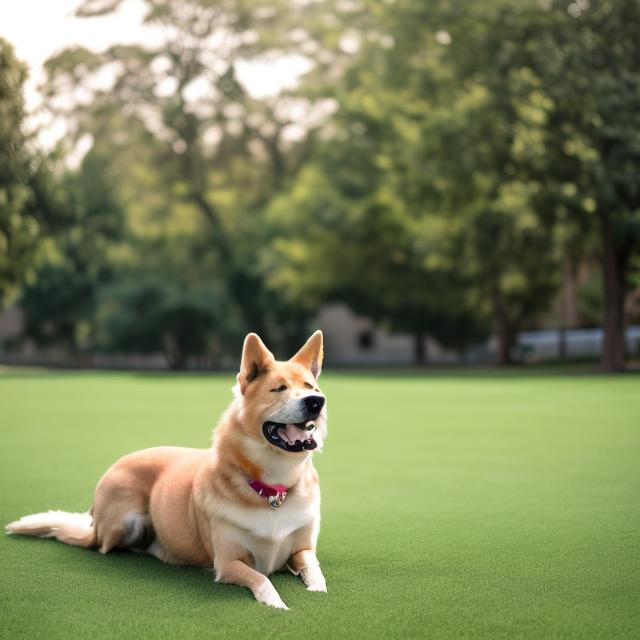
[41,0,335,349]
[528,0,640,370]
[94,260,241,369]
[0,39,56,305]
[267,0,562,364]
[17,150,123,354]
[19,0,636,371]
[264,146,488,365]
[452,0,640,369]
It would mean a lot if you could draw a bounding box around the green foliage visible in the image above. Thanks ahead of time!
[17,151,122,351]
[41,0,330,351]
[0,39,44,304]
[95,273,237,369]
[267,0,565,362]
[533,0,640,369]
[4,0,639,368]
[93,226,245,369]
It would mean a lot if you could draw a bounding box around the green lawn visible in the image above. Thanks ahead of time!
[1,370,639,639]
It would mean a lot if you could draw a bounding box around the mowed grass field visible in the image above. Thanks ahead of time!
[1,369,639,639]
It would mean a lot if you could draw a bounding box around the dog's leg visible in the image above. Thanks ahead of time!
[216,559,289,610]
[288,549,327,593]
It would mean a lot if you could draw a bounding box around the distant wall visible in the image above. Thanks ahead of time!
[314,304,474,365]
[315,304,640,366]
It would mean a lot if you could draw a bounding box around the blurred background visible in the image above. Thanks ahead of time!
[0,0,638,372]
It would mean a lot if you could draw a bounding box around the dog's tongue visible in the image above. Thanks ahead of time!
[277,424,308,445]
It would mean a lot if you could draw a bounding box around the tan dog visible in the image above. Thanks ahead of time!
[6,331,328,610]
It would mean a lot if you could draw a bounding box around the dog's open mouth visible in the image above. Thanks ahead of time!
[262,421,318,452]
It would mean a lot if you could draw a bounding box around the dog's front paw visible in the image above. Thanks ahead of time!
[301,565,327,593]
[306,579,327,593]
[254,579,289,610]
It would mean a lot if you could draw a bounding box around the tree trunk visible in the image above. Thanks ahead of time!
[413,331,428,366]
[190,191,271,344]
[229,269,271,344]
[598,210,626,372]
[162,333,186,370]
[496,318,515,365]
[491,277,516,365]
[558,259,577,360]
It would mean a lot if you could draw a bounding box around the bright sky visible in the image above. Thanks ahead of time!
[0,0,310,147]
[1,0,158,109]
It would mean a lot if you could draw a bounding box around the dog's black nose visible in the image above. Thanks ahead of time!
[303,395,325,416]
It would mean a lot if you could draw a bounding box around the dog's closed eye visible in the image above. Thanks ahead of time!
[270,385,287,392]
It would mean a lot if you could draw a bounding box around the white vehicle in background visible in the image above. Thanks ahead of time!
[517,326,640,363]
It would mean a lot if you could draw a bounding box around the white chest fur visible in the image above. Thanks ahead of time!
[205,492,320,575]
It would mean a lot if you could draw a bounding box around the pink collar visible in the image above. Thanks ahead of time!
[248,479,289,509]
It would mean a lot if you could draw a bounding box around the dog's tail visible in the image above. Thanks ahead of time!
[6,510,97,548]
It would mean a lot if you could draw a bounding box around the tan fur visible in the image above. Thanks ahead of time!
[6,331,328,610]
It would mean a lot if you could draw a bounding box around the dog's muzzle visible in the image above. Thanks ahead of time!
[262,420,318,453]
[262,394,325,453]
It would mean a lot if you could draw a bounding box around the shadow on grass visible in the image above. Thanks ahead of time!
[4,533,299,607]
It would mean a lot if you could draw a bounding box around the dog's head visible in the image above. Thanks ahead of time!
[234,330,327,454]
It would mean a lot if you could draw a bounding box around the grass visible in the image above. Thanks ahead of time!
[1,369,639,639]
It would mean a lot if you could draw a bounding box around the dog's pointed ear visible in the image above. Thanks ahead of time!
[237,333,274,395]
[291,330,324,378]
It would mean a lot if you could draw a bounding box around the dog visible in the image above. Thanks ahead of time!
[6,331,328,610]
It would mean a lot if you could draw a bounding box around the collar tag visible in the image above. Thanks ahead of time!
[248,480,289,509]
[268,492,287,509]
